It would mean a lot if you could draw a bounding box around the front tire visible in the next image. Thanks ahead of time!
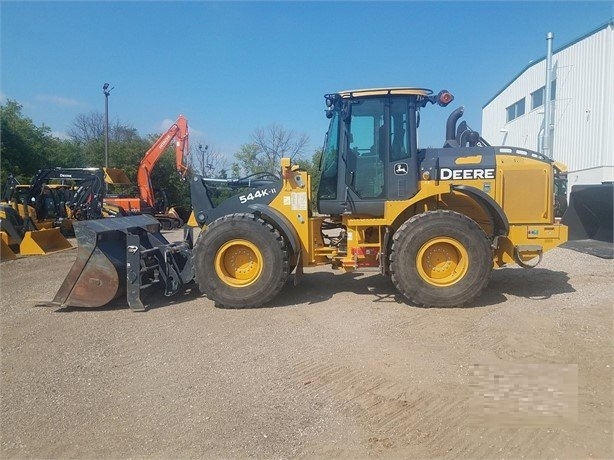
[389,210,492,307]
[193,213,289,308]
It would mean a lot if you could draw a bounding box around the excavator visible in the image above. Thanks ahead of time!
[51,87,568,311]
[104,115,190,229]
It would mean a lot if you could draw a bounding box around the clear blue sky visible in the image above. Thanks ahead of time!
[1,1,612,168]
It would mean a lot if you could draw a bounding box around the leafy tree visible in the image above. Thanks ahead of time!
[67,112,143,169]
[296,148,323,211]
[68,112,140,145]
[1,99,78,186]
[231,143,260,177]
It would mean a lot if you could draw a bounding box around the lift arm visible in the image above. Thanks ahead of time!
[136,115,189,208]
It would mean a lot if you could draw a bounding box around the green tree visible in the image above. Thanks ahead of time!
[67,112,143,169]
[0,99,78,186]
[296,148,323,212]
[148,139,191,209]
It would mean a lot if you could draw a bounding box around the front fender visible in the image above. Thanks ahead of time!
[248,203,301,257]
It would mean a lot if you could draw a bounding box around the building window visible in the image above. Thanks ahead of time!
[551,79,557,100]
[531,88,544,109]
[506,97,525,122]
[531,80,556,110]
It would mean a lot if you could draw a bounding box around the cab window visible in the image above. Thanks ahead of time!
[347,99,385,199]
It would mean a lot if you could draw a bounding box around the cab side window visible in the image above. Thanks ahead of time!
[390,99,409,161]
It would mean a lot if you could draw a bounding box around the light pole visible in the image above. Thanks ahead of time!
[198,144,213,176]
[103,83,114,168]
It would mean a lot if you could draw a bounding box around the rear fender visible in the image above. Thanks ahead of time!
[450,185,509,237]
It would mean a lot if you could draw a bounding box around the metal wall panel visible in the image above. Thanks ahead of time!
[482,23,613,186]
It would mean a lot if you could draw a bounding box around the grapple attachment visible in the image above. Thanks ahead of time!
[52,214,194,311]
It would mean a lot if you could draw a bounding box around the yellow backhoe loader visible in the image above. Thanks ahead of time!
[51,87,568,310]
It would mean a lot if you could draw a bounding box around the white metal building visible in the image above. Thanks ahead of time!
[482,20,613,189]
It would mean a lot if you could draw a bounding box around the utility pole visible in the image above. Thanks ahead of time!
[103,83,114,167]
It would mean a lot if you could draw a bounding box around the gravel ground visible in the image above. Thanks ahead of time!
[1,234,612,458]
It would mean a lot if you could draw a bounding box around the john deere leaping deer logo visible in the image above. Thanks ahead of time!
[394,163,408,175]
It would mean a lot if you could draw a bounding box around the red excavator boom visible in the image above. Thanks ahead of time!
[105,115,190,228]
[137,115,189,208]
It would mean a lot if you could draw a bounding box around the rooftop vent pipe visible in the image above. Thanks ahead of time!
[543,32,554,159]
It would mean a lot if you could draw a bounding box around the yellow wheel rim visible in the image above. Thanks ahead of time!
[416,237,469,287]
[214,239,263,287]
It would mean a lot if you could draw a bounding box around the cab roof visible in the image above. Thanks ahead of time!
[336,87,433,98]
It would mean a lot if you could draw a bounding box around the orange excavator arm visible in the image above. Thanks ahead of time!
[136,115,189,207]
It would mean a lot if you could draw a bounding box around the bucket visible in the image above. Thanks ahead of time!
[19,228,73,255]
[51,214,182,309]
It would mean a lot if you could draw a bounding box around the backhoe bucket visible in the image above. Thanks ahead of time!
[52,214,194,310]
[19,228,73,255]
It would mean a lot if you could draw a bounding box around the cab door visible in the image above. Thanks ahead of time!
[318,95,418,217]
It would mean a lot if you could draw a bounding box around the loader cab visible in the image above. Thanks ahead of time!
[317,87,451,217]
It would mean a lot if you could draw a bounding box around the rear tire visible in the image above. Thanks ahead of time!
[389,210,492,307]
[192,213,289,308]
[554,194,568,218]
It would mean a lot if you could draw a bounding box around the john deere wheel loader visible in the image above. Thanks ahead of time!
[51,87,567,310]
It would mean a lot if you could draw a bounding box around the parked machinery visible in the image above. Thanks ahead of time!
[1,167,121,233]
[51,87,568,310]
[104,115,190,229]
[0,167,116,259]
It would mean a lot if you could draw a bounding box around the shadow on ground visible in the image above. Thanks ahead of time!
[49,266,574,313]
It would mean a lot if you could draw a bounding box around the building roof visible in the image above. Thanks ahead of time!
[482,19,613,108]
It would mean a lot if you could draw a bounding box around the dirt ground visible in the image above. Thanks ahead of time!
[1,233,612,459]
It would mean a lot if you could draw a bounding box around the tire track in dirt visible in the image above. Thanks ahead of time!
[290,358,471,454]
[289,357,591,458]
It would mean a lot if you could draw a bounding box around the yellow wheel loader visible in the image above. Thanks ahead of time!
[0,203,72,259]
[1,167,132,235]
[51,87,568,310]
